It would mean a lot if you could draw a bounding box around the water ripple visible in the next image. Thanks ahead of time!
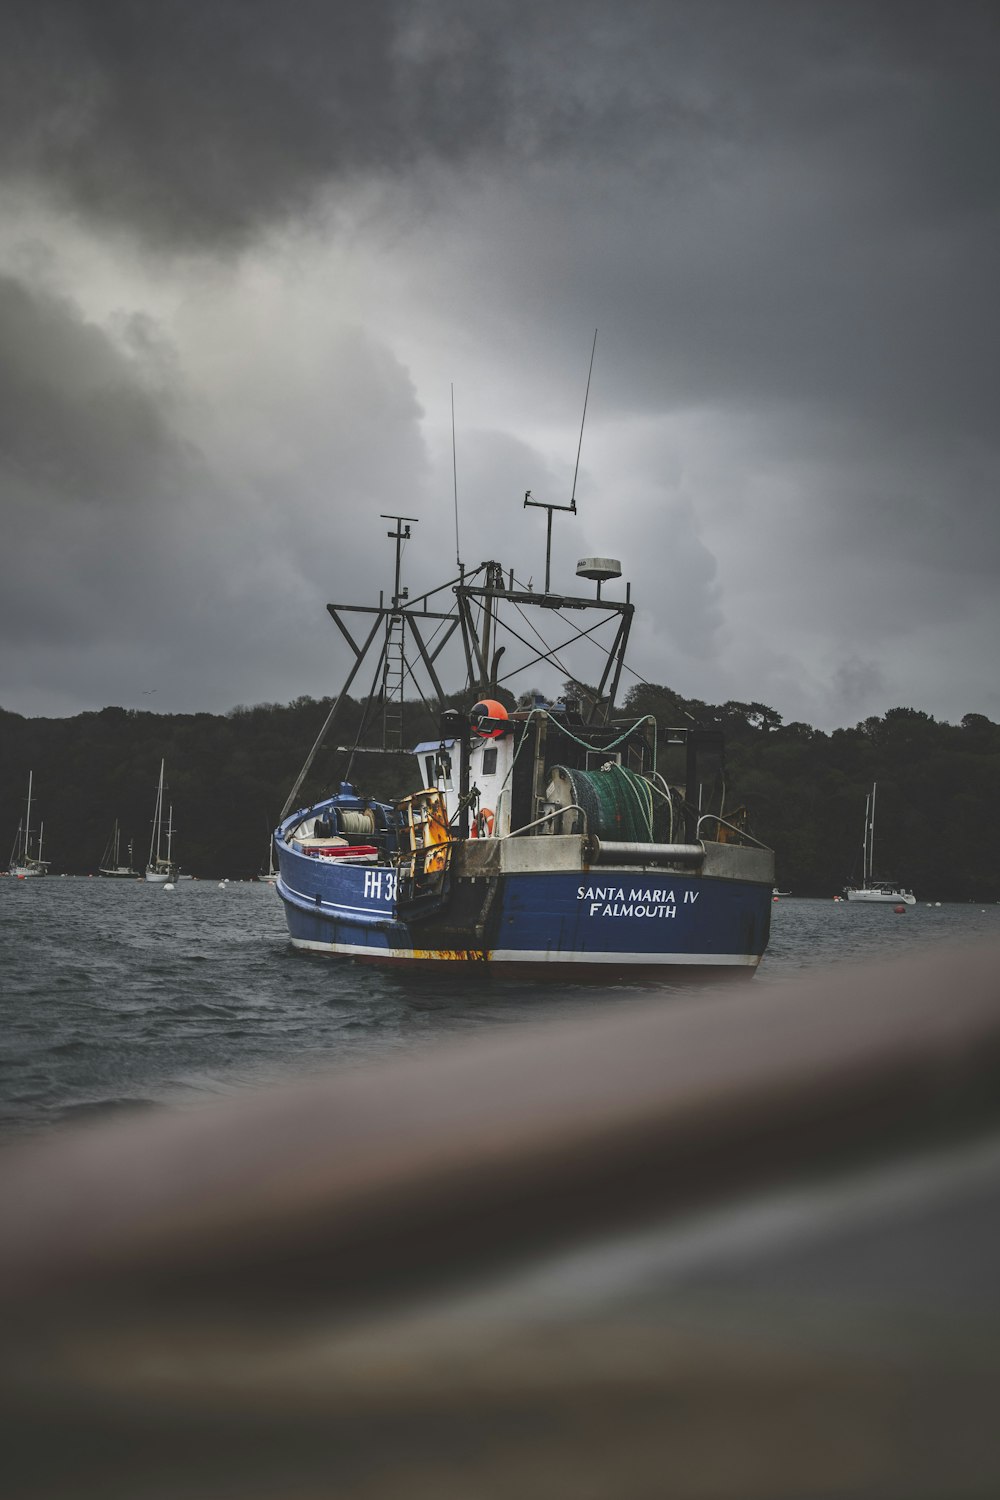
[1,880,996,1134]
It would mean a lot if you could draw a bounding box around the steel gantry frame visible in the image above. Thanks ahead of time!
[280,514,634,819]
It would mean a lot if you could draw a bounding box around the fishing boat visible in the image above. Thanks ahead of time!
[145,760,179,884]
[99,820,137,879]
[844,782,915,904]
[8,772,50,878]
[273,502,774,977]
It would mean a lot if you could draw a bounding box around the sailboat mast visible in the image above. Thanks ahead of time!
[868,781,877,884]
[166,806,174,865]
[150,760,164,866]
[25,772,33,859]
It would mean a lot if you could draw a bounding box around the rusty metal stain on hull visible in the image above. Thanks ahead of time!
[408,949,489,963]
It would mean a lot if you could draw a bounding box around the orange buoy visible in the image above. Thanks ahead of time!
[893,904,906,914]
[470,699,508,738]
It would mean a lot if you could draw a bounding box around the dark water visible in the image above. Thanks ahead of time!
[1,878,997,1135]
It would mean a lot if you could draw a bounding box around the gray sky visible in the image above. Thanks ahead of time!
[1,0,997,728]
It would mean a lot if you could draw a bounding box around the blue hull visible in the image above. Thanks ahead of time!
[276,850,770,975]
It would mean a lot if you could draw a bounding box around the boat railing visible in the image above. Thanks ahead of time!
[696,813,772,851]
[504,805,590,840]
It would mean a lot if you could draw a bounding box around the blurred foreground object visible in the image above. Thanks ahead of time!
[3,943,1000,1498]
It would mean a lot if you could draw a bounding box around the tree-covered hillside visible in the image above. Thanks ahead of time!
[620,686,1000,901]
[2,692,998,899]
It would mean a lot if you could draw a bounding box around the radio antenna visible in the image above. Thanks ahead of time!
[570,328,598,509]
[523,330,598,593]
[451,383,462,570]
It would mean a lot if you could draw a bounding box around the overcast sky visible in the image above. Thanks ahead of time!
[1,0,997,729]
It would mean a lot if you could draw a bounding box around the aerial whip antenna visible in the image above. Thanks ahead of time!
[570,327,598,509]
[451,383,462,571]
[524,329,598,592]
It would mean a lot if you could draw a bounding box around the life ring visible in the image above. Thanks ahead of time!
[473,807,494,838]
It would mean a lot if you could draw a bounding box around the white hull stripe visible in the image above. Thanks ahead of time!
[287,936,758,966]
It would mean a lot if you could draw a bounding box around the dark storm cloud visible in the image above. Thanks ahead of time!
[0,274,207,646]
[0,259,436,714]
[3,1,995,252]
[0,276,179,506]
[1,0,999,724]
[0,0,509,247]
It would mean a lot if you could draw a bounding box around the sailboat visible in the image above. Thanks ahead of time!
[8,773,50,877]
[258,832,278,884]
[844,782,915,904]
[99,819,137,879]
[145,760,179,884]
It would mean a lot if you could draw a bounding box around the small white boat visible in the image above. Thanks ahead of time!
[846,883,916,905]
[8,773,50,877]
[259,834,279,884]
[844,783,915,904]
[99,819,137,879]
[145,760,179,883]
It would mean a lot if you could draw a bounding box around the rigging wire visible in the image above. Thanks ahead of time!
[497,598,615,697]
[613,656,698,723]
[460,562,611,687]
[492,612,581,692]
[493,709,660,822]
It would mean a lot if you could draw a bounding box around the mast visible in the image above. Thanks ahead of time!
[25,773,33,860]
[166,806,174,867]
[381,513,417,750]
[868,781,877,884]
[150,760,165,866]
[523,490,576,595]
[281,514,460,819]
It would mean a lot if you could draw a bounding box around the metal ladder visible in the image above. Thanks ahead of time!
[382,613,405,749]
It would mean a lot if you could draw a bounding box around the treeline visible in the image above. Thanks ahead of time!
[2,691,999,898]
[621,686,1000,901]
[0,694,449,880]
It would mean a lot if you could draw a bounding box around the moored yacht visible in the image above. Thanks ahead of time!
[8,773,50,878]
[99,819,137,879]
[145,760,179,883]
[844,783,916,904]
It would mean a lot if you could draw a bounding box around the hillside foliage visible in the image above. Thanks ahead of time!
[2,690,998,899]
